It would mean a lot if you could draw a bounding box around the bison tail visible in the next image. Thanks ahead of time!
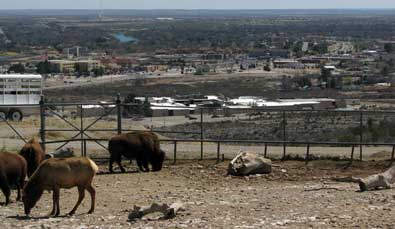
[88,158,99,174]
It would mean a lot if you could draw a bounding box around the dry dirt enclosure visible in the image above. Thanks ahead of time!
[0,160,395,228]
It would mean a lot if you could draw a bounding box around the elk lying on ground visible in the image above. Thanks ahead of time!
[108,131,165,173]
[22,157,98,216]
[0,152,27,205]
[19,138,46,177]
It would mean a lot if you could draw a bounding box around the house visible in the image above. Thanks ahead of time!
[49,60,76,73]
[150,97,194,117]
[273,59,305,69]
[249,49,292,59]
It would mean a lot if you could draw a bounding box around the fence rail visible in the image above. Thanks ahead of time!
[2,94,395,166]
[40,137,395,165]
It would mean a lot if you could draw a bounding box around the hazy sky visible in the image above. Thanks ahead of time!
[2,0,395,10]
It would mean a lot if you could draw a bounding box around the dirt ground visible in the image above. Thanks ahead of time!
[1,160,395,228]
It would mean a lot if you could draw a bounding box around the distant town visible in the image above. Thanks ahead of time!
[0,10,395,110]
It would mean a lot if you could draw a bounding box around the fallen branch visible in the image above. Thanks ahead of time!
[304,187,341,192]
[332,166,395,192]
[332,176,362,183]
[128,202,184,220]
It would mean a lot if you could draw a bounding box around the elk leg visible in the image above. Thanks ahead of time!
[137,154,149,172]
[109,156,114,173]
[86,184,96,214]
[0,184,10,205]
[0,172,10,205]
[52,187,60,217]
[142,159,150,172]
[69,186,85,215]
[117,159,125,173]
[143,153,150,172]
[136,158,144,172]
[16,175,25,201]
[16,182,21,201]
[50,190,56,216]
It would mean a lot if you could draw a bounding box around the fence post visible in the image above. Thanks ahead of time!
[83,139,87,157]
[200,108,204,160]
[264,143,268,158]
[216,142,221,163]
[350,145,355,165]
[80,104,84,157]
[116,93,122,135]
[390,145,395,166]
[282,110,287,160]
[305,144,310,165]
[173,140,177,164]
[359,112,363,161]
[39,96,46,152]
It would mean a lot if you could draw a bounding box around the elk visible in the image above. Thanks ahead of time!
[22,157,98,216]
[19,138,46,177]
[0,152,27,205]
[108,131,165,173]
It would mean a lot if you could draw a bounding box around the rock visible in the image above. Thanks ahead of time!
[228,151,272,176]
[45,148,74,159]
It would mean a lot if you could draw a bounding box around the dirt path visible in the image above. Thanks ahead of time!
[0,160,394,228]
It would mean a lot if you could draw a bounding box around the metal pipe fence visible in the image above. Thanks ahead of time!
[2,94,395,166]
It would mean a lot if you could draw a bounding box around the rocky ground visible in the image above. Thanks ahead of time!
[0,160,395,228]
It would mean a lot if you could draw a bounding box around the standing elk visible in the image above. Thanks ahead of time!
[0,152,27,205]
[108,131,165,173]
[19,138,46,177]
[22,157,98,216]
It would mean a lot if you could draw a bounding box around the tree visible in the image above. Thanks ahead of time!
[320,67,332,87]
[381,65,390,76]
[8,63,25,73]
[36,60,52,74]
[384,43,394,53]
[313,42,329,54]
[142,97,153,117]
[92,67,105,77]
[329,77,337,89]
[295,76,312,88]
[263,64,271,72]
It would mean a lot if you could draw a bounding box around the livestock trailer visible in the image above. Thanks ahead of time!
[0,74,42,121]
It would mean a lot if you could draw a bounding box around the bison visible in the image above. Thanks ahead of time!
[19,138,46,177]
[108,131,165,173]
[0,152,27,205]
[22,157,98,216]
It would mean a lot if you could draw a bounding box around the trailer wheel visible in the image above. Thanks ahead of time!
[0,111,6,121]
[9,109,23,121]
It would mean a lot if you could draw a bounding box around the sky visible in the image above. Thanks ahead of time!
[2,0,395,10]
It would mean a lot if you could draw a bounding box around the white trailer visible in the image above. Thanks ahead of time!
[0,74,42,121]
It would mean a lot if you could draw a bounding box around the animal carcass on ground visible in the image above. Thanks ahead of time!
[22,157,98,216]
[108,131,165,173]
[19,138,46,177]
[0,152,27,205]
[228,151,272,176]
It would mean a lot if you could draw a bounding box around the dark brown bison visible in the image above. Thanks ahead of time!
[0,152,27,205]
[19,138,46,177]
[108,131,165,173]
[23,157,98,216]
